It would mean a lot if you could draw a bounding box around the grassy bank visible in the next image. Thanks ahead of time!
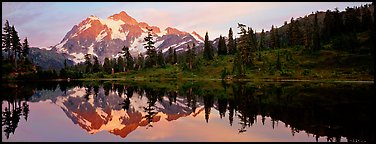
[80,46,373,82]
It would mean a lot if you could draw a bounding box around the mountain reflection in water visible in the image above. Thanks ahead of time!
[2,80,374,142]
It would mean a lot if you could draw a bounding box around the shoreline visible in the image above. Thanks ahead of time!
[2,77,374,83]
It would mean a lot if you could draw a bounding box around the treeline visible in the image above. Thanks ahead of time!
[2,20,34,75]
[264,4,374,52]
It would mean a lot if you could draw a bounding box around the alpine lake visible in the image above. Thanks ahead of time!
[2,80,374,142]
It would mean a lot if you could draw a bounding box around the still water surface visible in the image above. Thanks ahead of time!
[2,80,374,142]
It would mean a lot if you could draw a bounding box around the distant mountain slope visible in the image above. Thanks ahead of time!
[28,47,74,70]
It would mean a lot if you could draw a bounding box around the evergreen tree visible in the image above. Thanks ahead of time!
[2,20,12,60]
[304,21,313,50]
[275,27,280,48]
[103,57,111,74]
[137,54,145,70]
[237,24,252,69]
[217,35,226,56]
[21,37,29,62]
[144,28,157,68]
[344,7,361,33]
[92,56,100,73]
[173,48,177,64]
[287,17,295,46]
[167,47,174,64]
[270,25,276,49]
[247,27,257,52]
[119,46,134,71]
[233,23,249,76]
[232,49,243,76]
[227,28,235,55]
[111,57,117,73]
[258,29,265,60]
[203,32,213,60]
[84,54,92,73]
[222,36,227,55]
[292,20,302,46]
[157,50,165,67]
[117,56,125,72]
[186,43,196,70]
[312,12,321,52]
[361,6,372,31]
[10,25,21,71]
[125,52,134,71]
[323,8,344,43]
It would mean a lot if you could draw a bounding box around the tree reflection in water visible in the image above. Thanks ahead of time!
[1,80,374,142]
[2,83,31,139]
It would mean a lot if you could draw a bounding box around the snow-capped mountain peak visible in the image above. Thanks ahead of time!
[54,10,204,64]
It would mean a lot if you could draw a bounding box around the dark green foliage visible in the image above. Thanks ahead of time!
[344,7,361,33]
[103,57,112,74]
[136,53,145,70]
[203,32,214,60]
[144,28,157,68]
[227,28,236,55]
[322,8,344,43]
[312,13,321,52]
[166,47,174,64]
[157,50,166,68]
[361,6,372,31]
[332,33,359,52]
[84,54,92,73]
[236,23,253,72]
[270,25,276,49]
[217,35,227,56]
[92,56,100,73]
[2,20,12,60]
[119,46,134,71]
[117,56,125,72]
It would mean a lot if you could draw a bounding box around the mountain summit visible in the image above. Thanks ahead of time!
[54,11,204,64]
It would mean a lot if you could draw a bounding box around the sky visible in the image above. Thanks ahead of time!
[2,2,372,48]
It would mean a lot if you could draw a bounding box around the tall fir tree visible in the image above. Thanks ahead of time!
[137,53,145,70]
[103,57,111,74]
[287,18,294,46]
[84,54,92,73]
[275,27,280,48]
[270,25,276,49]
[21,37,30,62]
[217,35,227,56]
[312,12,321,52]
[92,56,100,73]
[234,23,249,76]
[2,20,12,60]
[257,29,265,60]
[167,47,174,64]
[203,32,213,60]
[157,50,165,67]
[227,27,235,55]
[10,25,21,71]
[361,6,372,31]
[259,29,265,51]
[144,28,157,68]
[120,46,134,71]
[117,56,125,72]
